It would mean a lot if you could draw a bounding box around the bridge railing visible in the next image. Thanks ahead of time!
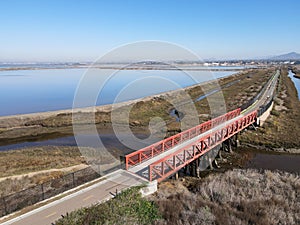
[148,110,257,182]
[125,108,241,170]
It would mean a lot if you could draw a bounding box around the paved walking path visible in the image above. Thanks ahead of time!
[0,170,147,225]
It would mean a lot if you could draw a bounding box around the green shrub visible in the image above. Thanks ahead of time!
[55,186,161,225]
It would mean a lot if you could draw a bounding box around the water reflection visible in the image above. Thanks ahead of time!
[245,151,300,174]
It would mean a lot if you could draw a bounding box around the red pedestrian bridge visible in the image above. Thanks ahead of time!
[125,108,257,182]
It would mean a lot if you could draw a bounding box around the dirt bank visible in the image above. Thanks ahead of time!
[291,65,300,78]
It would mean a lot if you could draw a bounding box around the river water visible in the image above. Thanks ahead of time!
[245,151,300,174]
[0,131,150,156]
[288,70,300,99]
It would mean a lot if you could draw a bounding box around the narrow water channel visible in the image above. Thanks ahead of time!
[245,151,300,174]
[0,131,151,156]
[288,69,300,99]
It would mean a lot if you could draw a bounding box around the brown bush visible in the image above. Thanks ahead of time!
[153,169,300,225]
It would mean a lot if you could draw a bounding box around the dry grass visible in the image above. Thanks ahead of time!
[0,146,86,177]
[152,169,300,225]
[137,68,275,134]
[240,67,300,148]
[0,145,120,197]
[0,146,86,197]
[185,69,274,115]
[163,68,275,134]
[0,170,65,196]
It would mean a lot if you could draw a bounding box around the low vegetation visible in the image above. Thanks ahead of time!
[0,170,66,196]
[0,146,88,196]
[0,145,123,196]
[153,169,300,225]
[126,68,275,133]
[0,146,85,177]
[54,186,161,225]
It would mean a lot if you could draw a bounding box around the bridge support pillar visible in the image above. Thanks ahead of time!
[184,165,188,175]
[191,161,196,177]
[185,164,191,176]
[228,139,233,153]
[213,159,220,169]
[190,164,193,176]
[233,134,240,148]
[217,147,223,161]
[175,172,179,180]
[223,139,233,153]
[195,158,200,178]
[187,160,200,178]
[236,139,240,148]
[208,156,214,170]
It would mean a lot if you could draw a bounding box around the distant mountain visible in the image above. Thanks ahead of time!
[269,52,300,61]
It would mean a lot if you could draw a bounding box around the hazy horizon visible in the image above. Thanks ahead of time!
[1,50,299,63]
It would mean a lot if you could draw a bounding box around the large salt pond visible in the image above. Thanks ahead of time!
[0,68,237,116]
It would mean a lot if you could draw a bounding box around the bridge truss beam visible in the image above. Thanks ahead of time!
[125,108,241,170]
[148,110,257,182]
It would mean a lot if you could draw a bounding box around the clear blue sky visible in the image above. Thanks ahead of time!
[1,0,300,61]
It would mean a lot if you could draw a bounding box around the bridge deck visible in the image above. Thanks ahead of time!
[129,114,244,179]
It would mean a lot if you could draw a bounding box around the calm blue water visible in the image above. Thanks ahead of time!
[0,68,236,116]
[288,70,300,100]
